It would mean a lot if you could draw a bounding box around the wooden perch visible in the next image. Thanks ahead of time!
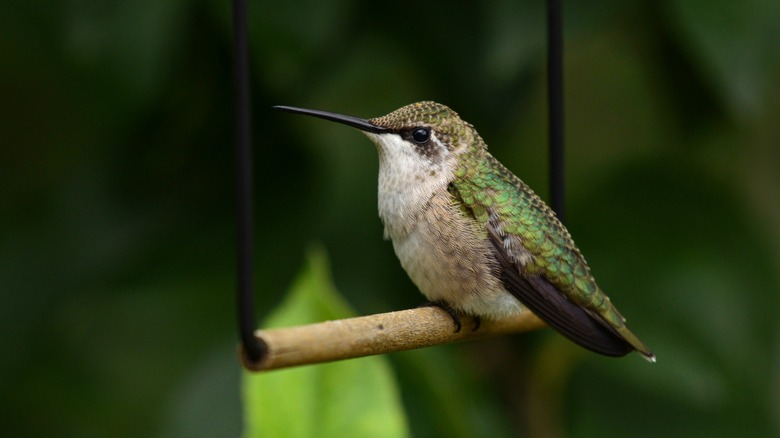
[240,306,546,371]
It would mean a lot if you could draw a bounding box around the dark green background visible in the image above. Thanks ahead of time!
[2,1,779,437]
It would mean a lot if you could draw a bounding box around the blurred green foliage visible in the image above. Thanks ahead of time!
[1,0,779,437]
[243,248,408,438]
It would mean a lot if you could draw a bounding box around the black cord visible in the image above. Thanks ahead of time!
[232,0,264,362]
[547,0,565,223]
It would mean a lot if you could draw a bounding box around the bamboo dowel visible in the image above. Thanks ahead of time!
[240,306,545,372]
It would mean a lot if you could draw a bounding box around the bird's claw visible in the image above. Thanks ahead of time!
[418,301,480,333]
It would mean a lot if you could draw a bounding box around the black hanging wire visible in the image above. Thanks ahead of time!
[233,0,265,362]
[547,0,565,222]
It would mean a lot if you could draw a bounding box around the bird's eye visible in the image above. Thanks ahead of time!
[411,127,430,144]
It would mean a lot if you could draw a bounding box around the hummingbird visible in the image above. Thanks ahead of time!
[275,101,655,362]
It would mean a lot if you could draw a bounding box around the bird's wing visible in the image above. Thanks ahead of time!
[486,218,634,357]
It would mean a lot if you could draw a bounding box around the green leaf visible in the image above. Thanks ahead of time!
[242,246,410,438]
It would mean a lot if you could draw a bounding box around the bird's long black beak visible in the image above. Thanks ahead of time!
[273,106,388,134]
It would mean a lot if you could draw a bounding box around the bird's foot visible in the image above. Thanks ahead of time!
[418,301,480,333]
